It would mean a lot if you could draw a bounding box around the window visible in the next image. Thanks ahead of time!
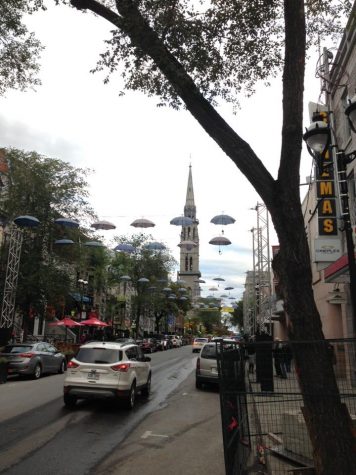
[76,348,122,363]
[190,257,193,271]
[126,346,139,361]
[185,255,188,271]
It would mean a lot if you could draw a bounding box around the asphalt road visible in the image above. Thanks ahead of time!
[0,345,217,475]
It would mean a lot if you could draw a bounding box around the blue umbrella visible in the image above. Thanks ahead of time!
[54,239,75,245]
[55,218,80,228]
[138,277,150,283]
[144,242,166,251]
[84,241,105,247]
[14,215,40,227]
[114,243,136,253]
[170,216,193,226]
[210,214,236,226]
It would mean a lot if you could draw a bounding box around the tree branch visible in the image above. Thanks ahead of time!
[70,0,276,206]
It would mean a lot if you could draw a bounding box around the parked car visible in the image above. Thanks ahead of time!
[192,337,209,353]
[0,342,66,379]
[196,340,241,389]
[140,338,158,353]
[63,341,151,409]
[170,335,183,348]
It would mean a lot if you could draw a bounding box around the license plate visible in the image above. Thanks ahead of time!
[87,372,99,380]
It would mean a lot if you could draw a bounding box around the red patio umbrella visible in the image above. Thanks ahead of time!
[48,317,83,342]
[48,317,83,327]
[80,317,110,327]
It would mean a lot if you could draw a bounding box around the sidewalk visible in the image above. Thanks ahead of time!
[94,371,226,475]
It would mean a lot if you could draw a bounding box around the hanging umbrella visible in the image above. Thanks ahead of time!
[54,239,75,245]
[130,218,155,228]
[144,242,166,251]
[120,275,131,282]
[209,236,232,246]
[178,240,197,251]
[84,241,105,247]
[178,288,187,292]
[168,294,176,300]
[198,279,206,283]
[170,216,193,226]
[213,277,225,282]
[162,287,171,293]
[210,214,236,226]
[91,220,116,230]
[55,218,80,228]
[176,279,186,284]
[209,287,218,291]
[220,294,229,298]
[179,296,188,301]
[114,243,136,253]
[138,277,150,283]
[225,286,234,290]
[14,215,40,227]
[81,317,110,327]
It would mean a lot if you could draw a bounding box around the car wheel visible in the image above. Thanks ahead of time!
[64,394,77,408]
[196,379,203,390]
[125,381,136,410]
[32,363,42,380]
[141,373,151,398]
[58,360,66,374]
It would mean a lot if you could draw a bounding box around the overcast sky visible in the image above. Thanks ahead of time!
[0,2,325,303]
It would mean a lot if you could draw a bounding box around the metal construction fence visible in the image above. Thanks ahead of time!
[217,338,356,475]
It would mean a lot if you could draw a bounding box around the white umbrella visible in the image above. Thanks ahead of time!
[91,220,116,230]
[178,240,197,251]
[131,218,155,228]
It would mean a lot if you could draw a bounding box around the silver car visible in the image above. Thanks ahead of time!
[0,342,66,379]
[195,340,240,389]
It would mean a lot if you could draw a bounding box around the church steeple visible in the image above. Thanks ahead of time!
[178,165,201,299]
[184,164,196,220]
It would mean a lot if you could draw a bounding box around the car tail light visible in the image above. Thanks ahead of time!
[19,352,35,358]
[196,357,201,374]
[111,363,131,372]
[67,360,79,369]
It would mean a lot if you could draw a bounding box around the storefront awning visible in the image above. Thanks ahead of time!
[324,253,353,283]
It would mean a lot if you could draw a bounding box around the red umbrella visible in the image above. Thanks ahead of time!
[48,317,83,342]
[48,317,83,327]
[80,317,110,327]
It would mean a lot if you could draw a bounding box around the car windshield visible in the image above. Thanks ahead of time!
[195,338,208,343]
[75,348,122,364]
[3,345,33,353]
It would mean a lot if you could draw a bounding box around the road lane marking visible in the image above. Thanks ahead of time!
[141,430,169,439]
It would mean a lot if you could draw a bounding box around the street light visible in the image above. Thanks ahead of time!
[78,278,88,320]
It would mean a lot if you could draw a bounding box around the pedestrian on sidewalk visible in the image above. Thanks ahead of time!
[247,337,256,374]
[273,338,287,378]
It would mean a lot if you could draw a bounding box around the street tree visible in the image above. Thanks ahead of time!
[0,0,44,95]
[0,148,96,334]
[60,1,356,471]
[110,234,177,335]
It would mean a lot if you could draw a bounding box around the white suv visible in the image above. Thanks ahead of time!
[63,341,151,409]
